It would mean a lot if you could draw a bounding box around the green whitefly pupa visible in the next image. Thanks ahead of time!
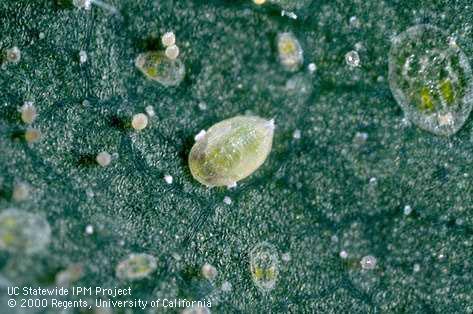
[0,209,51,254]
[388,24,473,136]
[188,116,275,187]
[249,241,279,292]
[115,253,157,280]
[135,51,185,87]
[277,32,303,72]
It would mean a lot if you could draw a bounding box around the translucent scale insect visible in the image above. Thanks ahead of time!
[188,116,274,187]
[249,241,279,291]
[277,32,303,72]
[135,51,185,87]
[0,209,51,254]
[116,253,157,280]
[388,24,473,136]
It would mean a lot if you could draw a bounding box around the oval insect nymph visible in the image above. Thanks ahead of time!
[189,116,274,187]
[115,253,157,280]
[0,209,51,254]
[277,32,303,72]
[388,24,473,136]
[249,241,279,292]
[135,51,185,87]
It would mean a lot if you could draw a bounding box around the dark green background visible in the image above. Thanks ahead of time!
[0,0,472,313]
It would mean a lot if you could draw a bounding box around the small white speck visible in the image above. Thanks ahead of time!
[354,42,364,51]
[227,182,237,189]
[85,225,94,235]
[403,205,412,215]
[353,132,368,145]
[39,32,45,39]
[221,281,232,292]
[165,45,179,60]
[6,46,21,63]
[437,112,454,126]
[164,175,173,184]
[194,130,206,142]
[86,189,95,198]
[145,105,155,117]
[448,36,458,48]
[198,102,207,110]
[96,151,112,167]
[401,116,412,127]
[223,196,232,205]
[339,250,348,259]
[172,252,181,261]
[349,16,360,28]
[281,10,297,19]
[73,0,92,10]
[281,253,291,262]
[360,255,377,270]
[79,50,88,64]
[25,128,41,143]
[201,263,218,280]
[308,63,316,73]
[293,129,301,139]
[131,113,148,131]
[161,32,176,47]
[345,50,361,67]
[413,264,420,272]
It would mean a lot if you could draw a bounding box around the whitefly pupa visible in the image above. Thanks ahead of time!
[115,253,157,280]
[249,241,279,292]
[135,51,185,87]
[0,208,51,254]
[188,115,274,187]
[388,24,473,136]
[277,32,303,72]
